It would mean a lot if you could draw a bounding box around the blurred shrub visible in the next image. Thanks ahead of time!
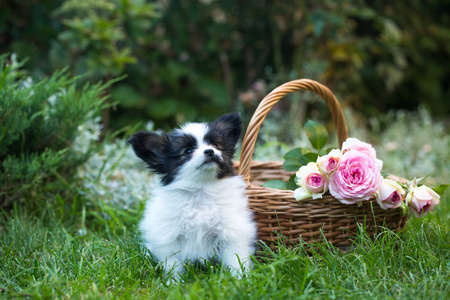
[51,0,160,81]
[50,0,162,134]
[373,107,450,184]
[0,0,448,132]
[0,0,64,75]
[0,54,110,207]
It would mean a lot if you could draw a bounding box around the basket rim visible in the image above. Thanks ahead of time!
[238,79,349,184]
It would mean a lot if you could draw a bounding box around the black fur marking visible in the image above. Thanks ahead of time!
[127,131,168,174]
[128,131,198,185]
[205,113,242,179]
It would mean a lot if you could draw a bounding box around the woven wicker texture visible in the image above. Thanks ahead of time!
[236,79,407,248]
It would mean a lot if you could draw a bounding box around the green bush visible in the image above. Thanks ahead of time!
[1,0,449,132]
[0,54,110,207]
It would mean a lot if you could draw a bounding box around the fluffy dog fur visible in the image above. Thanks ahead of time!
[128,113,257,278]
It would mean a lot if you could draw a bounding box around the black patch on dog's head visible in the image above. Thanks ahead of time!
[128,131,198,185]
[205,112,242,178]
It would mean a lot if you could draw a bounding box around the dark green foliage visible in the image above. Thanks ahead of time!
[0,0,64,73]
[0,55,108,207]
[51,0,160,81]
[1,0,449,133]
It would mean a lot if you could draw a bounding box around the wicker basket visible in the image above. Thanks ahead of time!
[234,79,407,249]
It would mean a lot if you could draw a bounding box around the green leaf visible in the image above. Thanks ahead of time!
[432,184,449,196]
[286,174,298,191]
[283,160,302,172]
[283,148,315,171]
[284,147,311,160]
[283,150,319,172]
[300,152,319,165]
[305,120,328,150]
[263,180,287,190]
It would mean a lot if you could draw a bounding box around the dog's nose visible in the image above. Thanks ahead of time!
[204,149,214,157]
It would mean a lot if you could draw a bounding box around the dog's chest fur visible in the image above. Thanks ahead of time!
[176,190,223,244]
[140,176,250,261]
[182,191,220,223]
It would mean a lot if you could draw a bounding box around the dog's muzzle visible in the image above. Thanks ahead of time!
[199,148,221,167]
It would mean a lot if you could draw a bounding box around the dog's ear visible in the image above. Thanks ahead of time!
[128,131,167,174]
[211,112,242,146]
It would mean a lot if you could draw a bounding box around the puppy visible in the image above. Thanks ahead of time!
[128,113,257,279]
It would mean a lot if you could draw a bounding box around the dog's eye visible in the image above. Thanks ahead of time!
[212,143,221,150]
[184,148,194,155]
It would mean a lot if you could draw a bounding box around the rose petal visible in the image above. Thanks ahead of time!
[294,187,312,201]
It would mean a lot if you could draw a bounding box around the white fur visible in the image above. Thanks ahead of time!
[139,122,257,279]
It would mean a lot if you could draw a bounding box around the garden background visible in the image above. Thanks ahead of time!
[1,0,449,298]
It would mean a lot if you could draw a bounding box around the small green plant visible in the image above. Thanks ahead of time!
[0,53,111,207]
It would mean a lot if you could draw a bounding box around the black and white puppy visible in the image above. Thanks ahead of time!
[128,113,257,279]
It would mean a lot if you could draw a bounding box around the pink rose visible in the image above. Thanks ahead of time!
[406,185,440,217]
[376,179,406,210]
[342,138,383,170]
[294,162,328,200]
[317,149,341,177]
[329,151,382,204]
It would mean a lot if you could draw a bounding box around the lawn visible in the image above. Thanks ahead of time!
[1,196,449,299]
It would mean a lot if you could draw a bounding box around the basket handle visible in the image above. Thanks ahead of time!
[238,79,349,184]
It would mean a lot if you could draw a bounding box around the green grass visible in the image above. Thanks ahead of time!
[1,193,449,299]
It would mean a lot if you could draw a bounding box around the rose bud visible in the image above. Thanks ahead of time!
[317,149,341,177]
[376,179,406,210]
[406,185,440,217]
